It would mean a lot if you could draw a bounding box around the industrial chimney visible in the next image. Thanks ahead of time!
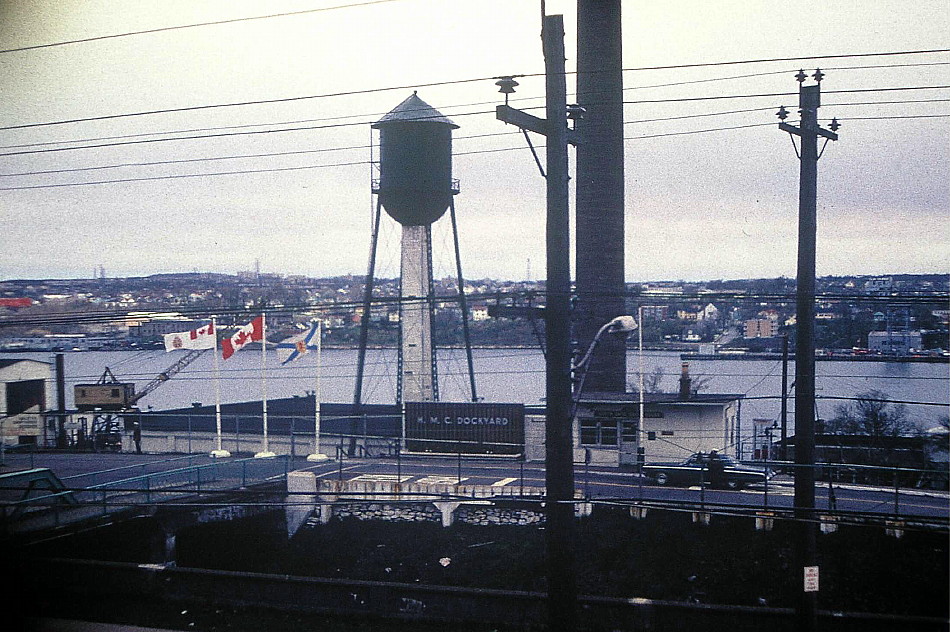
[679,362,693,400]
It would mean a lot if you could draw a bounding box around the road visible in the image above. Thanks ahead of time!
[3,451,947,524]
[296,454,949,522]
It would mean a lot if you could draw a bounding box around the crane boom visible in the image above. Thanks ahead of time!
[128,348,208,406]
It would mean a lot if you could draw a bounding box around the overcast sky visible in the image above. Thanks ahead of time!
[1,0,947,283]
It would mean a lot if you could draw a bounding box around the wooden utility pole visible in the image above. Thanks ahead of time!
[496,13,576,631]
[778,69,839,632]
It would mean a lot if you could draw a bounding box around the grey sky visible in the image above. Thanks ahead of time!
[1,0,947,282]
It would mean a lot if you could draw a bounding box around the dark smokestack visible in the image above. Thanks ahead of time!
[679,362,692,400]
[56,353,66,413]
[575,0,626,393]
[55,353,67,448]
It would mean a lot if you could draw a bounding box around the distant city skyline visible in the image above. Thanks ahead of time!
[1,1,947,282]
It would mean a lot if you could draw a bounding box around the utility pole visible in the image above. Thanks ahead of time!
[780,333,789,460]
[777,69,839,632]
[496,13,577,632]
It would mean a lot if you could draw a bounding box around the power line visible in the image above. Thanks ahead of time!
[0,0,403,55]
[4,62,944,154]
[2,48,947,132]
[4,98,946,180]
[622,85,950,106]
[2,110,948,190]
[2,85,944,161]
[618,49,950,74]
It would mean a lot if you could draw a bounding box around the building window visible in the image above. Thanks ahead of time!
[579,418,618,446]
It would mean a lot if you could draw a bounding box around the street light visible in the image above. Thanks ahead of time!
[572,315,638,414]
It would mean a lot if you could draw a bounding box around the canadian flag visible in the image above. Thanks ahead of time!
[222,316,264,360]
[163,322,216,352]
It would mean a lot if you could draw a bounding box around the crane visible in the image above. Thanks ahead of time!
[72,349,209,451]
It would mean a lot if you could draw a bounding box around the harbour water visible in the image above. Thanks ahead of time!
[16,348,950,435]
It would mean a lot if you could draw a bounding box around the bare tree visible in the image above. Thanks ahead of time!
[826,390,913,438]
[629,366,666,394]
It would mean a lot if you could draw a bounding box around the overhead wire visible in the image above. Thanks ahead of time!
[1,48,947,133]
[3,97,947,180]
[0,0,405,55]
[3,60,946,155]
[3,109,949,191]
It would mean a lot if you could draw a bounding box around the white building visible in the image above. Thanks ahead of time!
[0,358,51,445]
[867,330,923,354]
[574,389,742,466]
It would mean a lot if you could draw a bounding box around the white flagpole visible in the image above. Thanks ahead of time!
[308,321,327,462]
[256,313,274,458]
[638,306,645,460]
[210,317,230,458]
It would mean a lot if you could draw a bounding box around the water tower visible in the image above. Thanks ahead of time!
[353,92,477,405]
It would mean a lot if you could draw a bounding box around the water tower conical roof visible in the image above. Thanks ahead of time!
[373,92,459,129]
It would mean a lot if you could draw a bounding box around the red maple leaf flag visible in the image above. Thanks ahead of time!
[163,322,216,352]
[221,316,264,360]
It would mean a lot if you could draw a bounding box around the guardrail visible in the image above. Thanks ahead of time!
[1,455,290,535]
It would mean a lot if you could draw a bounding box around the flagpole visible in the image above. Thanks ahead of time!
[308,320,328,462]
[210,317,230,458]
[255,313,275,458]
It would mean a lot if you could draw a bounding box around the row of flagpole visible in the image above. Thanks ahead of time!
[161,316,325,460]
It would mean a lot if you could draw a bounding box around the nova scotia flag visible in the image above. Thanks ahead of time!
[276,321,321,365]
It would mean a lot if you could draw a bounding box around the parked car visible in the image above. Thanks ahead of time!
[642,452,774,489]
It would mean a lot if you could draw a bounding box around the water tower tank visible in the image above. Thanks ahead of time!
[373,92,459,226]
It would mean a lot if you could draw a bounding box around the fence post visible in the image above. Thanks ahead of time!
[893,467,900,515]
[520,459,525,496]
[700,463,706,509]
[290,416,297,460]
[396,439,402,485]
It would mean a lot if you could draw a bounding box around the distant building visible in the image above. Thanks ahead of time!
[129,320,206,338]
[2,335,114,351]
[744,318,778,339]
[698,303,719,321]
[0,297,32,309]
[864,277,893,294]
[640,305,669,321]
[470,305,490,321]
[867,330,923,354]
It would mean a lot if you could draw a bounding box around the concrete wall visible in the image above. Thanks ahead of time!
[641,405,731,461]
[286,471,547,535]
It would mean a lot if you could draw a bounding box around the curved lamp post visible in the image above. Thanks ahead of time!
[571,315,638,415]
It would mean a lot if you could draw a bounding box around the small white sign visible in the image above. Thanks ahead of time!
[804,565,820,592]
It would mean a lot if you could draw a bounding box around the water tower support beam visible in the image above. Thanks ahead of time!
[353,199,384,408]
[449,198,478,402]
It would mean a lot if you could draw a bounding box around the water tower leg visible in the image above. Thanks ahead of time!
[352,200,383,454]
[449,199,478,402]
[400,224,435,402]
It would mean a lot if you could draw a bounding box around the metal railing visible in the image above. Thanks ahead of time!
[1,455,290,534]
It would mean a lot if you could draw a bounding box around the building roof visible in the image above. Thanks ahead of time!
[0,358,51,369]
[578,391,743,405]
[372,92,459,128]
